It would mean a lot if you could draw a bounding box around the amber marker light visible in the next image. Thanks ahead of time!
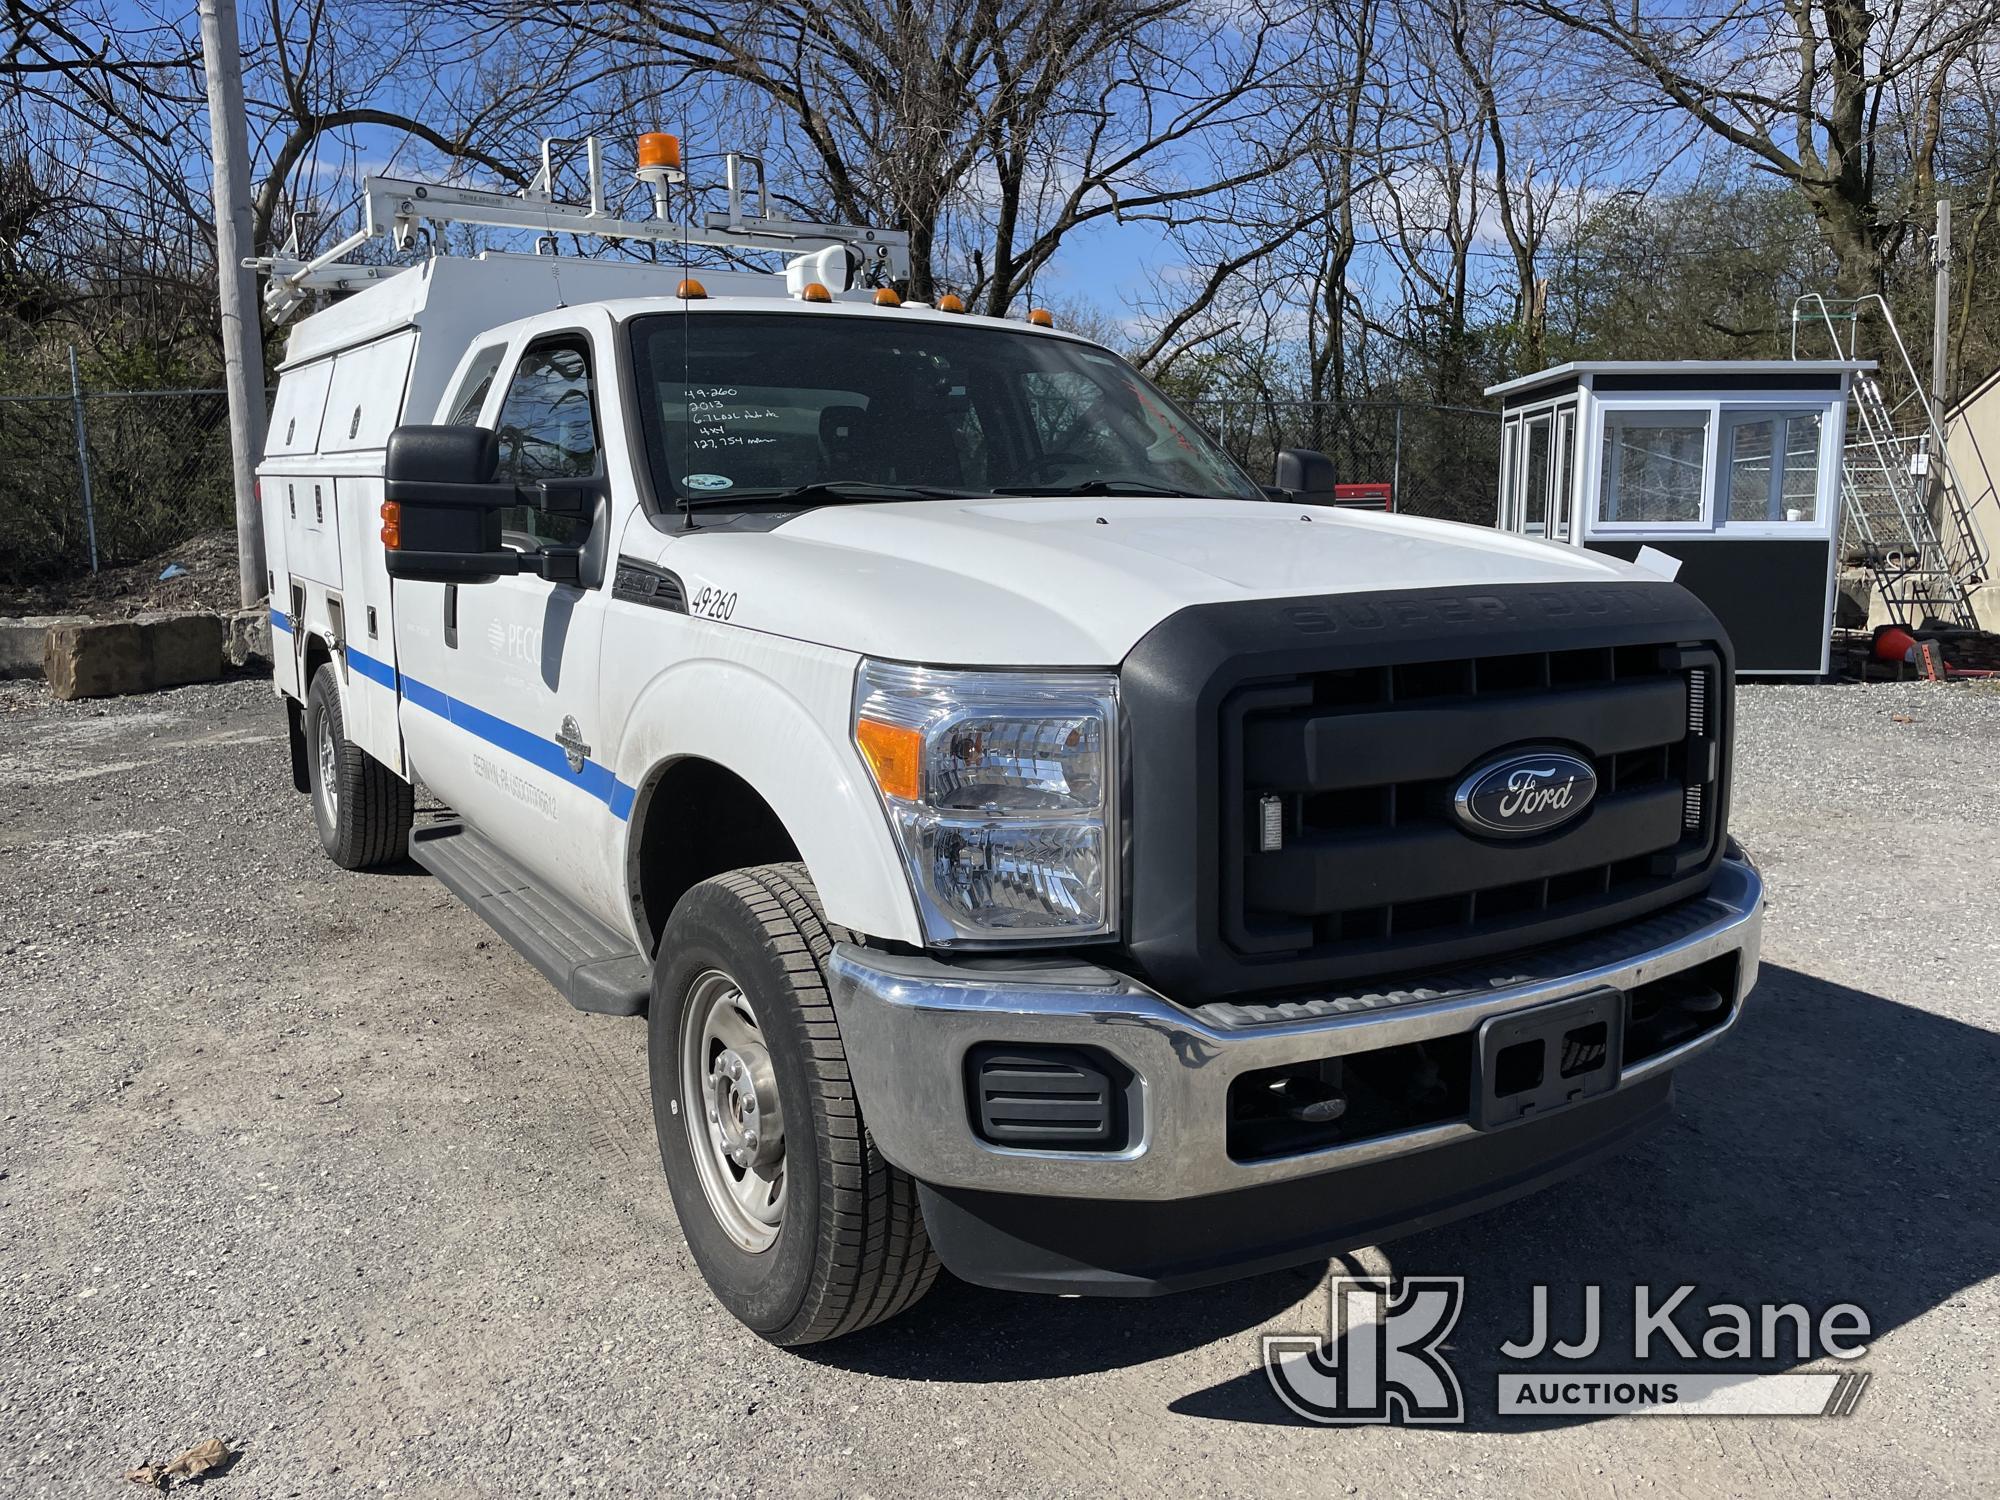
[677,278,708,299]
[800,282,833,303]
[855,718,923,801]
[872,287,902,307]
[378,500,401,549]
[1027,307,1054,327]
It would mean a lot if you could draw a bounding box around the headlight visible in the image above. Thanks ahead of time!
[854,660,1118,945]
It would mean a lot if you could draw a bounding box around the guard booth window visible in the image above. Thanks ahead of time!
[1598,411,1709,524]
[1521,414,1552,532]
[1722,411,1821,522]
[1552,408,1575,538]
[493,337,599,546]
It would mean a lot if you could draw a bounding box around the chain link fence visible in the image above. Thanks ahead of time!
[0,387,233,584]
[1190,399,1503,526]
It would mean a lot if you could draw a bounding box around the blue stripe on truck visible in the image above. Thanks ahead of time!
[344,645,397,690]
[342,642,636,821]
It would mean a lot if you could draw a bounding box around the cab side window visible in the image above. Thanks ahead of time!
[444,346,506,426]
[492,336,600,545]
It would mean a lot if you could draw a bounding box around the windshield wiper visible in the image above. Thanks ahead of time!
[681,480,979,510]
[989,479,1207,498]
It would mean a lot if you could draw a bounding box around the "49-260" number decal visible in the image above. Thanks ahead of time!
[690,585,739,622]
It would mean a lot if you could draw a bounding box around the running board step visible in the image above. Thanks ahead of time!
[409,819,649,1016]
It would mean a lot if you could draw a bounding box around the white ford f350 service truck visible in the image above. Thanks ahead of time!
[253,138,1762,1345]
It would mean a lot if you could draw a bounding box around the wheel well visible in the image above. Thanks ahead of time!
[302,633,333,688]
[632,759,801,952]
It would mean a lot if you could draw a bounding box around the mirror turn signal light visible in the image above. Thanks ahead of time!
[855,717,922,801]
[378,500,401,549]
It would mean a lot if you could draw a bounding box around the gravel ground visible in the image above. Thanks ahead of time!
[1,674,1995,1498]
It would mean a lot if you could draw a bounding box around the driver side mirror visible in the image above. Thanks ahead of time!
[382,426,601,584]
[382,425,521,583]
[1272,448,1335,508]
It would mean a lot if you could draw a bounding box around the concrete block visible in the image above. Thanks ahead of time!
[1834,570,1872,630]
[44,621,147,699]
[1971,582,2000,636]
[136,611,226,689]
[43,613,226,700]
[225,606,273,669]
[0,615,90,679]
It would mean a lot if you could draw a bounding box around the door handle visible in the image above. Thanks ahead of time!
[443,583,459,649]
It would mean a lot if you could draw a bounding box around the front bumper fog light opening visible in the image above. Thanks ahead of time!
[966,1043,1135,1153]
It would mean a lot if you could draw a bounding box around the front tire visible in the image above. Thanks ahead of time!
[304,662,413,870]
[649,863,939,1345]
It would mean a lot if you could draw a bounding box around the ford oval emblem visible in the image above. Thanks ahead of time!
[1453,747,1597,838]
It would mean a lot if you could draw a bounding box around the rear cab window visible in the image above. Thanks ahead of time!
[444,345,508,426]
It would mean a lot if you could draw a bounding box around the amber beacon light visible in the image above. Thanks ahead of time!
[637,133,682,172]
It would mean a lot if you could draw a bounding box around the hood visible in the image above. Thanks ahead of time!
[653,497,1653,666]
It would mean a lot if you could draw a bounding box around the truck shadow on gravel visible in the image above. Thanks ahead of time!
[816,962,1998,1425]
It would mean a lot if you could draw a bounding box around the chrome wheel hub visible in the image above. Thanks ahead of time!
[315,711,339,824]
[680,970,786,1252]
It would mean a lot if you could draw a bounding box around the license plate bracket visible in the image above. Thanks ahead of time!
[1475,987,1626,1130]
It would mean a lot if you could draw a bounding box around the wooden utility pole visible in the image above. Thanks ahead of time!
[199,0,269,608]
[1931,198,1952,423]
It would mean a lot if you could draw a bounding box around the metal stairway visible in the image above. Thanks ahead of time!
[1792,294,1995,629]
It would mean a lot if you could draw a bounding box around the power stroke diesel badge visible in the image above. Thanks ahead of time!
[1452,747,1597,838]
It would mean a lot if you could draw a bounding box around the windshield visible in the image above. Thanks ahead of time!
[629,311,1262,507]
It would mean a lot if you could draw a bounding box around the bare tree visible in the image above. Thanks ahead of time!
[1436,0,1620,371]
[458,0,1319,308]
[1510,0,1994,296]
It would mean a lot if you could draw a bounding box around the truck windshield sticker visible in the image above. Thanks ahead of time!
[684,473,733,491]
[688,386,783,454]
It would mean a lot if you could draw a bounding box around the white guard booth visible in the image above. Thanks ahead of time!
[1485,360,1869,675]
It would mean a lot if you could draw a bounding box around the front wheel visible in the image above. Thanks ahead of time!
[649,863,939,1344]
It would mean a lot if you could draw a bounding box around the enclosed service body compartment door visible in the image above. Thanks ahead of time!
[268,357,343,588]
[319,334,416,455]
[262,358,335,694]
[266,360,333,459]
[322,332,418,773]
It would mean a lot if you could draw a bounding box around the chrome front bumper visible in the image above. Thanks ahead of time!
[827,856,1763,1202]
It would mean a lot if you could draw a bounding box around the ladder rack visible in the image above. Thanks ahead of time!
[245,136,911,323]
[1792,293,1994,629]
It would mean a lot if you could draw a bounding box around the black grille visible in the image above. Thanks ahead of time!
[1121,582,1733,1003]
[1226,643,1721,971]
